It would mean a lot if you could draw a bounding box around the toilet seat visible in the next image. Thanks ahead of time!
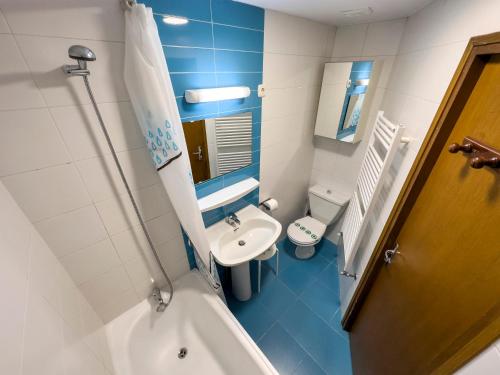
[287,216,326,246]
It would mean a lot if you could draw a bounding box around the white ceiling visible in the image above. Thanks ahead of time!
[237,0,434,25]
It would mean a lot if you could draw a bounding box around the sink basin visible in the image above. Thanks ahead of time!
[207,205,282,267]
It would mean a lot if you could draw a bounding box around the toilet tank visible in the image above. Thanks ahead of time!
[308,185,350,225]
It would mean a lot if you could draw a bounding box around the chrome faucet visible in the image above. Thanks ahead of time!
[225,212,240,230]
[151,287,168,312]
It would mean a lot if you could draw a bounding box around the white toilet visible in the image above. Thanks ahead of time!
[287,184,350,259]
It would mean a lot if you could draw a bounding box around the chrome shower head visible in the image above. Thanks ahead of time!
[68,45,96,62]
[63,45,96,76]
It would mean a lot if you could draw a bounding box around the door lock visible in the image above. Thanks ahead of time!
[384,243,400,264]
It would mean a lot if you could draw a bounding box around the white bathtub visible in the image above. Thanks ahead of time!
[106,270,277,375]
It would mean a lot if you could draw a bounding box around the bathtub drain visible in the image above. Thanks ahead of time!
[178,347,188,359]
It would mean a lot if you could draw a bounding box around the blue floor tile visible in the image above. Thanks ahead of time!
[316,263,340,294]
[227,238,352,375]
[278,252,330,295]
[300,279,340,323]
[258,323,307,375]
[255,276,297,320]
[227,295,275,342]
[329,308,350,343]
[293,355,327,375]
[315,239,338,262]
[279,300,352,374]
[279,263,318,295]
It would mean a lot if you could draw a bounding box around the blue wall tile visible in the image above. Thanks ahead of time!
[165,47,215,73]
[211,0,265,30]
[219,91,261,112]
[170,73,217,97]
[213,24,264,52]
[216,72,262,90]
[176,98,218,119]
[143,0,212,21]
[215,50,263,72]
[196,175,224,199]
[156,16,213,48]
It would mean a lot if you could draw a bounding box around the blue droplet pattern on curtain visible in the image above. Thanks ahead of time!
[144,118,181,170]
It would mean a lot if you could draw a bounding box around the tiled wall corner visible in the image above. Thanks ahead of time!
[0,2,189,322]
[310,18,406,246]
[260,10,336,235]
[0,180,114,374]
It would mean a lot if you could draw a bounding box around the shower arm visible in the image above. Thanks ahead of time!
[63,48,174,310]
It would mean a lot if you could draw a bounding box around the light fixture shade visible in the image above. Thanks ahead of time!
[162,16,188,25]
[185,86,251,103]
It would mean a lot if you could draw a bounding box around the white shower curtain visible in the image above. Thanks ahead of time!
[123,5,212,269]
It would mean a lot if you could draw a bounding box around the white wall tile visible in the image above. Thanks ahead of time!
[94,288,139,323]
[29,230,63,313]
[0,181,114,374]
[157,233,189,266]
[0,108,70,176]
[164,255,190,281]
[77,148,159,203]
[0,9,10,33]
[15,35,128,106]
[145,212,182,246]
[95,184,173,236]
[2,164,91,222]
[62,320,107,375]
[1,0,124,42]
[400,0,500,55]
[58,269,85,333]
[79,266,134,308]
[35,205,108,258]
[0,182,32,268]
[331,24,368,58]
[0,221,30,375]
[363,20,406,56]
[261,9,334,228]
[110,224,149,262]
[263,53,301,89]
[264,10,300,55]
[0,34,45,110]
[123,256,164,298]
[51,101,143,161]
[60,239,122,285]
[22,293,65,375]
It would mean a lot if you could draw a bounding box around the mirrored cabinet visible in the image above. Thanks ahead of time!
[314,60,381,143]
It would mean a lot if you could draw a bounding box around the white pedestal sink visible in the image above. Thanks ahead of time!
[206,205,282,301]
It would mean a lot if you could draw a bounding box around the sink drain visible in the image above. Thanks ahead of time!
[238,240,246,246]
[178,347,188,359]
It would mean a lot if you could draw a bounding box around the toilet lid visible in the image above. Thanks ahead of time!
[287,216,326,245]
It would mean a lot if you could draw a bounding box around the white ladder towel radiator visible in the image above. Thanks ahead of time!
[214,114,252,175]
[341,111,409,276]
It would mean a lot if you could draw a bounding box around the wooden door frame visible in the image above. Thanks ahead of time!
[342,32,500,370]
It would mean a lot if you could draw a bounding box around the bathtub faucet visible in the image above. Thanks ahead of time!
[151,287,168,312]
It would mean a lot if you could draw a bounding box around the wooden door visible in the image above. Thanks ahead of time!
[350,56,500,374]
[182,120,211,184]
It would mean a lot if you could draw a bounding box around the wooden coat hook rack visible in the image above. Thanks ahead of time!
[448,136,500,169]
